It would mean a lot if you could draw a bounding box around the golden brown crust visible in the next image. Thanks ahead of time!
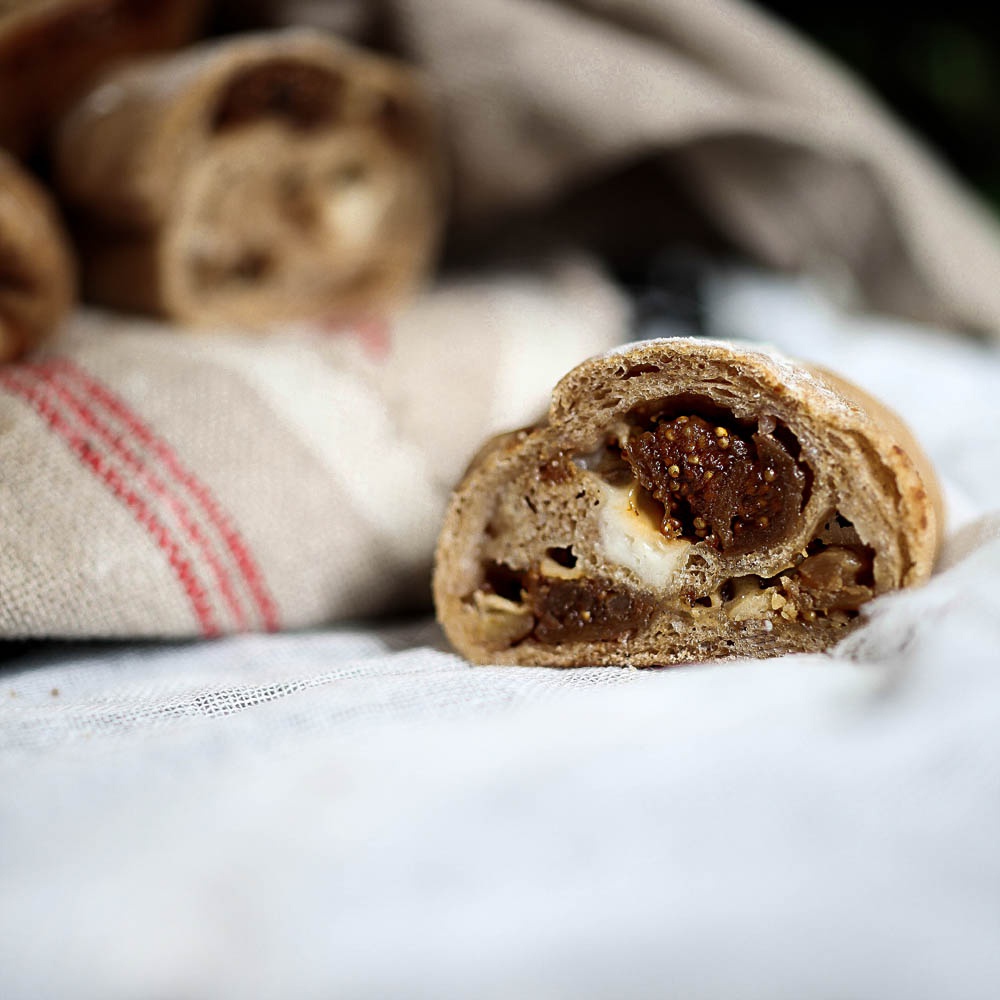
[54,29,446,326]
[806,364,944,556]
[0,152,76,361]
[0,0,206,156]
[434,338,941,667]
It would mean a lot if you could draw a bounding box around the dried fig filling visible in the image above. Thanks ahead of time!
[471,402,877,647]
[528,572,654,643]
[472,535,873,648]
[480,562,653,645]
[212,61,345,132]
[622,413,806,555]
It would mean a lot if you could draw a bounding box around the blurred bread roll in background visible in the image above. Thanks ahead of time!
[0,151,75,361]
[0,0,207,157]
[54,29,446,326]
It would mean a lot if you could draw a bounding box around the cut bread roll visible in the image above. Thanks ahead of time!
[54,29,445,325]
[0,152,76,361]
[0,0,206,156]
[434,338,941,666]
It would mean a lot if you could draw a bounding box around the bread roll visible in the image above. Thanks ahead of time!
[434,338,941,666]
[0,0,206,156]
[0,152,75,361]
[54,29,445,325]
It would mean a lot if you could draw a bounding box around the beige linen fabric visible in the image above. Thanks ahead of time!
[0,258,625,637]
[270,0,1000,333]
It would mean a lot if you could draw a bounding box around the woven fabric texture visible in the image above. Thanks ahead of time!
[2,272,1000,999]
[0,257,625,638]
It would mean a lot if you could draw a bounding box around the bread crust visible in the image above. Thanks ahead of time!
[0,151,76,361]
[434,338,941,666]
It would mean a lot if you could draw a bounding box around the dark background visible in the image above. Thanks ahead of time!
[760,3,1000,216]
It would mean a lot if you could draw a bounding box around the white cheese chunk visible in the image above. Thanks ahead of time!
[595,480,691,590]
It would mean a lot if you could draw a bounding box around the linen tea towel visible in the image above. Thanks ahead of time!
[0,258,626,638]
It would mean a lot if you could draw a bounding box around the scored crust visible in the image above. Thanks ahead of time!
[53,29,445,326]
[433,338,941,667]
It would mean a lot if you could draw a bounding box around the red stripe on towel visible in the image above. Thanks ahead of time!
[24,365,251,632]
[0,369,220,637]
[46,359,281,632]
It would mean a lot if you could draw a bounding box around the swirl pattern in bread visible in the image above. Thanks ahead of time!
[434,338,941,666]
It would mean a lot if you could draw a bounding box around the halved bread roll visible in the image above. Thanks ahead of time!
[0,0,206,156]
[54,29,444,325]
[434,338,941,666]
[0,152,76,361]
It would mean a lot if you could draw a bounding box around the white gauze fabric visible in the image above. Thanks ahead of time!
[2,274,1000,999]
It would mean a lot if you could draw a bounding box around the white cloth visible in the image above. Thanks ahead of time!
[3,275,1000,999]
